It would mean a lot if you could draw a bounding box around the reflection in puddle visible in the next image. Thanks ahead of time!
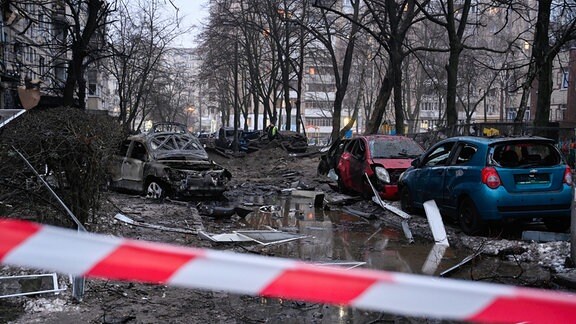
[221,194,509,322]
[238,194,465,276]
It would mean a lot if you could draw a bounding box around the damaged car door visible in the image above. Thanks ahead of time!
[122,140,147,190]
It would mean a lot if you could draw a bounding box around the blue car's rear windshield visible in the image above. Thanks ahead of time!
[369,138,424,158]
[491,142,562,167]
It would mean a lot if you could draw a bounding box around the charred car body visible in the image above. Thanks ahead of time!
[109,125,231,199]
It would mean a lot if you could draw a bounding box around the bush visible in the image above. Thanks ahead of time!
[0,107,124,228]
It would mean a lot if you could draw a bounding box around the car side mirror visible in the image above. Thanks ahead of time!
[411,158,420,167]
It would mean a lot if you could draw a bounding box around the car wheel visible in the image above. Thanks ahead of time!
[458,197,486,235]
[146,180,166,200]
[543,217,570,232]
[400,186,413,214]
[337,175,348,194]
[317,159,328,176]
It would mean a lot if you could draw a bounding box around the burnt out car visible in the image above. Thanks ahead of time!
[318,135,424,200]
[108,126,231,199]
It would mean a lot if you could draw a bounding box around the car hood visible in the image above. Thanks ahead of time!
[371,158,413,169]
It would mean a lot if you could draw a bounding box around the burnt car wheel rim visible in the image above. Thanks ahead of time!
[146,182,163,199]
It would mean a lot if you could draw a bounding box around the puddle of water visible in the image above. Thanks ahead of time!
[216,193,550,322]
[235,194,468,276]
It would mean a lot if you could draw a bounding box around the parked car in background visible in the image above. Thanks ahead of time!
[108,123,231,199]
[318,135,424,200]
[398,136,573,235]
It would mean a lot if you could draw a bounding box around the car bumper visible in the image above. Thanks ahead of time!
[470,186,573,221]
[378,185,400,201]
[170,171,230,197]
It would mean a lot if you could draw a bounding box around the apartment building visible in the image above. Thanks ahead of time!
[166,47,219,133]
[0,1,114,114]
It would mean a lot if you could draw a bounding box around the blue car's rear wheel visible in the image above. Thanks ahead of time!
[400,186,414,214]
[458,197,486,235]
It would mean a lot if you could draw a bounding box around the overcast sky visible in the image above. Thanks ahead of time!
[172,0,210,48]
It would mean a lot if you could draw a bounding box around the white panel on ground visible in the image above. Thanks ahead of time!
[423,200,449,246]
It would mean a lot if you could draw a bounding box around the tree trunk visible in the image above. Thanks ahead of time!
[365,66,394,134]
[445,47,461,136]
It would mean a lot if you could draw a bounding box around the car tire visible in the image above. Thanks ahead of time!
[337,174,348,194]
[543,217,570,232]
[146,180,166,200]
[317,159,328,176]
[458,197,486,235]
[400,186,414,214]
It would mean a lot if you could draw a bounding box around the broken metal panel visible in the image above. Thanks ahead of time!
[0,109,25,129]
[114,213,197,234]
[11,147,86,301]
[198,231,253,242]
[365,173,414,243]
[315,261,367,270]
[199,230,307,246]
[235,231,306,245]
[423,200,449,247]
[0,273,65,299]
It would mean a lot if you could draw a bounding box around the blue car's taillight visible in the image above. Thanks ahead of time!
[481,167,501,189]
[564,166,573,185]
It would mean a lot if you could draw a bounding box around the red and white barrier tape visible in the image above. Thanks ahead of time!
[1,218,576,323]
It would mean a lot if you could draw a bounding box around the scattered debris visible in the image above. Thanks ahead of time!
[0,273,65,299]
[440,249,484,278]
[291,190,325,208]
[423,200,449,246]
[114,213,197,234]
[198,229,307,246]
[421,200,450,275]
[258,205,282,217]
[522,230,570,242]
[341,206,376,220]
[365,174,414,243]
[314,261,367,270]
[0,109,26,129]
[197,204,237,218]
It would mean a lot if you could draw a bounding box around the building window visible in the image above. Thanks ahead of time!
[87,70,99,96]
[306,117,332,127]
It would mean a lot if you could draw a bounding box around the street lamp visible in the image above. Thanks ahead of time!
[186,106,195,131]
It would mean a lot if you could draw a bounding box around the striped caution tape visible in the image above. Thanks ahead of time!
[1,218,576,323]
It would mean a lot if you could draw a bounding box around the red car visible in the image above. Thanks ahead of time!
[318,135,424,200]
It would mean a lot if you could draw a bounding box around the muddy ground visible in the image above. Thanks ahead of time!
[1,145,575,323]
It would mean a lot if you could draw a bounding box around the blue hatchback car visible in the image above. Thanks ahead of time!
[398,136,573,235]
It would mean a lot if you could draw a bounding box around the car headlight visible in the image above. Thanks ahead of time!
[166,168,185,180]
[398,171,405,182]
[374,166,390,183]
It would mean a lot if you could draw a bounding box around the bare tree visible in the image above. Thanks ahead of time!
[4,0,114,108]
[310,0,362,142]
[513,0,576,135]
[107,0,184,132]
[360,0,427,135]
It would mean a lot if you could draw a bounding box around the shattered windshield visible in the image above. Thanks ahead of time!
[149,134,204,152]
[491,141,562,167]
[369,138,424,158]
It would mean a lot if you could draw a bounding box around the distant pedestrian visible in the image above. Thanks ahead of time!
[266,122,278,141]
